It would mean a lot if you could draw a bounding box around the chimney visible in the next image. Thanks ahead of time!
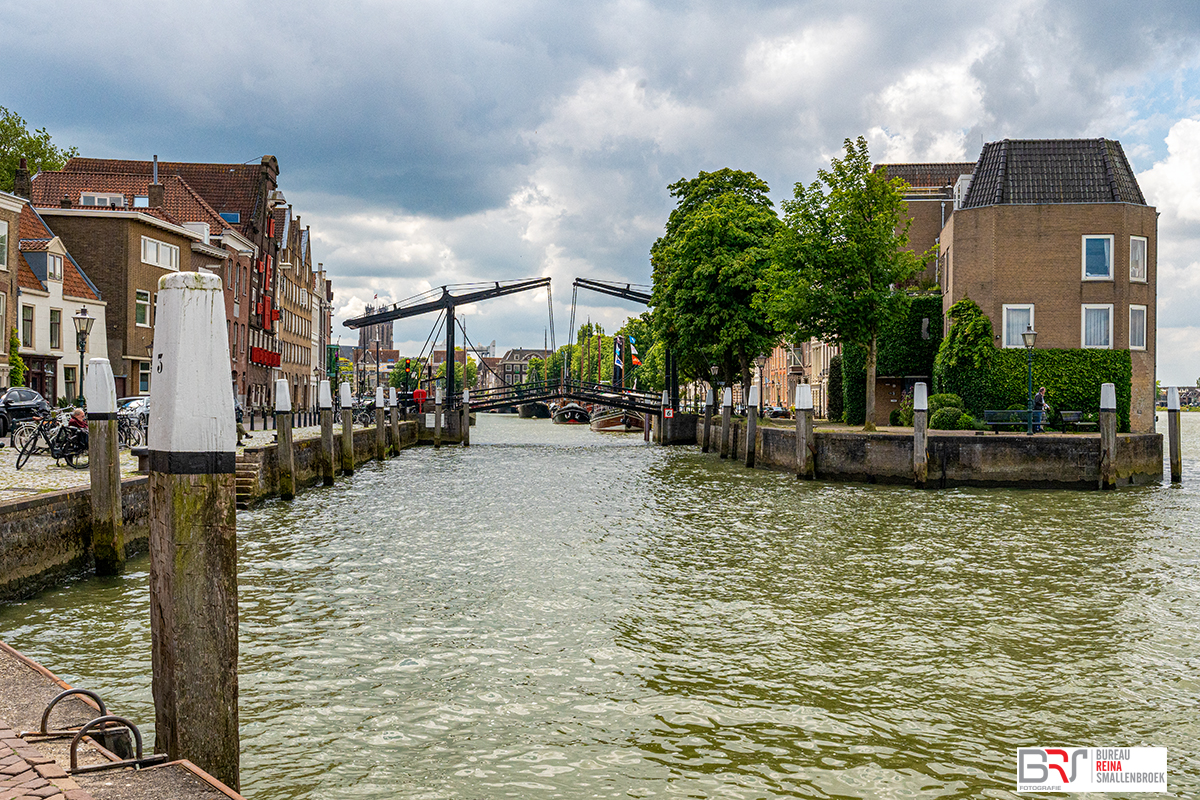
[153,155,158,183]
[60,195,72,208]
[13,158,31,199]
[148,182,165,207]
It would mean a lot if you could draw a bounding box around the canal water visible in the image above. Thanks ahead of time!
[2,414,1199,799]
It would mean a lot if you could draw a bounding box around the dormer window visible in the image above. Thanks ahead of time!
[80,192,125,208]
[133,195,150,208]
[219,211,240,224]
[47,253,63,281]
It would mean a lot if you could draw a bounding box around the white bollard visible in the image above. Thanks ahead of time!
[389,386,400,454]
[86,357,124,573]
[462,388,471,447]
[913,382,928,487]
[702,387,714,453]
[745,386,760,467]
[275,379,295,500]
[319,379,334,485]
[1168,386,1181,483]
[720,387,733,459]
[375,385,386,460]
[434,385,444,448]
[795,384,814,479]
[339,381,354,475]
[146,272,239,788]
[1100,382,1117,490]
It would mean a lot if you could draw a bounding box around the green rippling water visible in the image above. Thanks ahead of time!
[2,413,1199,799]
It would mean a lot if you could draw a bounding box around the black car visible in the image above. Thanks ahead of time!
[0,387,52,437]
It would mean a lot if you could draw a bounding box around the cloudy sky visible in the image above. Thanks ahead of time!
[3,0,1200,383]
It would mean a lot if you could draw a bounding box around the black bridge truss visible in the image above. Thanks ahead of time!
[468,378,663,415]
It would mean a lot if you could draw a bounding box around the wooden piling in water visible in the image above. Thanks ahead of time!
[389,387,400,456]
[1168,386,1182,483]
[340,382,354,476]
[147,272,239,790]
[375,386,386,461]
[701,388,713,453]
[275,379,295,501]
[86,357,124,575]
[462,389,470,447]
[719,388,732,459]
[434,386,443,449]
[745,386,759,468]
[1099,382,1117,490]
[319,380,334,486]
[795,384,814,480]
[912,382,928,488]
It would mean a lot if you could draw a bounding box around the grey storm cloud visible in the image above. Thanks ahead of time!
[3,0,1200,377]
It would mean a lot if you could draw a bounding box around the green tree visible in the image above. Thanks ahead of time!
[525,357,545,383]
[651,169,783,396]
[436,351,477,389]
[759,137,928,430]
[8,328,26,387]
[388,356,425,391]
[1,106,78,193]
[617,312,664,391]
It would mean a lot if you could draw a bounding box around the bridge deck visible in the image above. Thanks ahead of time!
[469,380,662,415]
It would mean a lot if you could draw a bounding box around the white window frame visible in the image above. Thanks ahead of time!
[141,236,180,270]
[1129,304,1147,351]
[0,293,6,329]
[47,253,63,281]
[49,309,62,350]
[1081,235,1114,281]
[139,360,151,393]
[1130,236,1148,283]
[1081,304,1114,349]
[135,289,152,327]
[0,220,8,270]
[1002,304,1035,348]
[80,192,125,208]
[21,305,34,347]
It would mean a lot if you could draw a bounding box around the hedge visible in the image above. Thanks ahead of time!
[827,354,843,422]
[937,348,1132,432]
[840,294,944,426]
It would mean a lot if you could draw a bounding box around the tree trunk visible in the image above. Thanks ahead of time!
[864,335,878,431]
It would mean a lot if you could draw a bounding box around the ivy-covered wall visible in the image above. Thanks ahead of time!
[841,294,944,425]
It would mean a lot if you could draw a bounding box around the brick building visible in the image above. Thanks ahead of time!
[940,138,1157,432]
[275,207,317,409]
[0,190,22,388]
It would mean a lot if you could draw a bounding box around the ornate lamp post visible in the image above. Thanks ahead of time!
[72,307,95,406]
[754,354,768,418]
[1022,324,1037,435]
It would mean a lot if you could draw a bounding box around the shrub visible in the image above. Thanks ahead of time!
[955,411,979,430]
[827,354,843,422]
[889,408,902,426]
[929,393,964,414]
[898,390,914,427]
[928,407,963,430]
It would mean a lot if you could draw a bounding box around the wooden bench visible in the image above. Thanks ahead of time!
[982,409,1041,431]
[1058,411,1097,432]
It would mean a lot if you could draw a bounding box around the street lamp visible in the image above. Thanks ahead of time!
[72,307,95,406]
[1022,324,1037,435]
[754,354,768,418]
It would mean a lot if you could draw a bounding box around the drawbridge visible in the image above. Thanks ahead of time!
[468,377,663,415]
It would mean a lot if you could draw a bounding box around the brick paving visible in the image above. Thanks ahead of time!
[0,724,94,800]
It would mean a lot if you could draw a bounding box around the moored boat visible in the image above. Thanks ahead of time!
[518,402,551,418]
[551,401,591,424]
[589,408,644,432]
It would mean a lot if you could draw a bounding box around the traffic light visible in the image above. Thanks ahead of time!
[404,358,412,392]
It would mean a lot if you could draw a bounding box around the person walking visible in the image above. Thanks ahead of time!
[1032,387,1050,433]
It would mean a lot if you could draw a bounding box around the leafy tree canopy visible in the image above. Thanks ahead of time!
[435,350,477,388]
[0,106,78,193]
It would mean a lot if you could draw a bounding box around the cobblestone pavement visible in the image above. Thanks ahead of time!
[0,722,92,800]
[0,424,328,504]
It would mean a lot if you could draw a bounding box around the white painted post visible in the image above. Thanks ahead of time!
[374,385,386,461]
[340,381,354,476]
[1099,382,1117,490]
[434,385,444,449]
[319,380,334,486]
[275,379,295,500]
[795,384,814,479]
[1168,386,1182,483]
[389,386,400,455]
[702,387,714,453]
[462,388,471,447]
[146,272,239,789]
[86,357,123,574]
[745,386,760,467]
[913,382,928,488]
[720,387,733,459]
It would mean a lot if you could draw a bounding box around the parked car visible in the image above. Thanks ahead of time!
[764,406,789,419]
[0,387,53,437]
[117,396,150,427]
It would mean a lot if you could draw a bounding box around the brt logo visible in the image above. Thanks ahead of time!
[1018,748,1088,787]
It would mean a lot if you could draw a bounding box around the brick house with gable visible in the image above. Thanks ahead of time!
[0,190,22,388]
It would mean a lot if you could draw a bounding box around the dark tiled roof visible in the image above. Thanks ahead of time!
[961,139,1146,208]
[875,162,975,189]
[31,172,228,234]
[18,238,50,251]
[18,206,102,301]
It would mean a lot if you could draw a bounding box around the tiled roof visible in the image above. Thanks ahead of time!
[18,206,101,301]
[875,162,975,189]
[18,239,50,252]
[61,157,270,236]
[961,139,1146,208]
[17,256,43,292]
[30,172,228,234]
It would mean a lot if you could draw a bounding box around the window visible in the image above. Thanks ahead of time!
[21,305,33,347]
[152,293,158,326]
[1002,305,1034,348]
[0,293,5,330]
[50,309,62,350]
[0,220,7,269]
[1082,235,1113,280]
[47,254,63,281]
[1130,236,1148,282]
[135,289,151,327]
[141,236,180,270]
[139,361,151,393]
[1130,305,1147,350]
[219,211,240,224]
[133,195,149,208]
[64,367,76,402]
[1082,304,1113,348]
[80,192,125,207]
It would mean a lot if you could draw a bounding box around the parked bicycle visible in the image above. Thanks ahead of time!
[117,412,147,449]
[15,414,89,470]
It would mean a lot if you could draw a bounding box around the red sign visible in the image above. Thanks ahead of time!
[664,409,675,418]
[249,346,281,367]
[412,389,427,404]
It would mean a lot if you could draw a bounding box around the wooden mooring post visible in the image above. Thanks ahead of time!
[913,382,928,488]
[389,387,400,455]
[340,382,354,476]
[659,390,669,446]
[319,380,334,486]
[434,386,443,449]
[275,379,295,501]
[375,385,386,461]
[795,384,814,480]
[719,387,732,459]
[462,389,470,447]
[1168,386,1182,483]
[745,386,759,468]
[1099,382,1117,490]
[86,357,124,574]
[147,272,239,789]
[701,388,713,453]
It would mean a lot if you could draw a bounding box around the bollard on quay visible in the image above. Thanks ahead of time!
[719,387,732,459]
[659,390,669,445]
[275,379,295,501]
[795,384,814,480]
[912,382,928,488]
[701,387,713,453]
[1168,386,1182,483]
[1099,382,1117,490]
[86,357,124,575]
[434,386,444,449]
[745,386,759,468]
[146,272,239,789]
[340,382,354,476]
[389,387,400,455]
[319,380,334,486]
[375,385,386,461]
[462,389,470,447]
